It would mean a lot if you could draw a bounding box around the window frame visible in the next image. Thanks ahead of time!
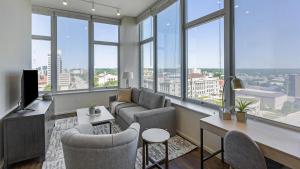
[183,0,231,110]
[32,6,121,94]
[31,12,53,94]
[138,0,300,130]
[138,0,233,107]
[139,16,155,91]
[156,1,182,97]
[56,15,90,92]
[92,20,120,90]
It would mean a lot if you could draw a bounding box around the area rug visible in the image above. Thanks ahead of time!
[42,117,197,169]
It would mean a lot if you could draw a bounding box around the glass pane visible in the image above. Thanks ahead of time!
[157,2,181,97]
[141,42,154,90]
[141,17,153,40]
[235,0,300,127]
[57,16,89,91]
[94,45,118,88]
[94,22,118,42]
[32,39,51,92]
[32,14,51,36]
[187,18,224,106]
[186,0,224,23]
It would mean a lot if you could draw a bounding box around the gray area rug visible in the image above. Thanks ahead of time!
[42,117,197,169]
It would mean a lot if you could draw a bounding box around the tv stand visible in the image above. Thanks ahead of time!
[3,99,55,169]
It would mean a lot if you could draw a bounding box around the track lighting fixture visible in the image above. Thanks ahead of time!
[62,0,68,6]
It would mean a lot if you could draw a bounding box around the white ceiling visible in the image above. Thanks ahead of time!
[31,0,157,19]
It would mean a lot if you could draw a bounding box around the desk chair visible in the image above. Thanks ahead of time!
[224,130,268,169]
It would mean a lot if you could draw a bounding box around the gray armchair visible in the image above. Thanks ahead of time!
[61,123,140,169]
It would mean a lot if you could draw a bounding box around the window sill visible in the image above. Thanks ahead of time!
[166,97,219,116]
[49,88,118,96]
[166,97,300,132]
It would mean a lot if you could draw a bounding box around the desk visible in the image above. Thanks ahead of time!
[199,115,300,169]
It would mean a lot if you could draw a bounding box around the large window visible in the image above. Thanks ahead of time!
[235,0,300,127]
[93,22,119,88]
[57,16,89,91]
[141,17,153,41]
[94,45,118,88]
[157,1,181,97]
[185,0,224,106]
[32,10,120,93]
[141,42,154,90]
[31,14,52,92]
[186,18,224,106]
[140,17,154,90]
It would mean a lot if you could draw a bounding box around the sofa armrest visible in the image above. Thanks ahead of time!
[109,95,117,104]
[134,107,176,136]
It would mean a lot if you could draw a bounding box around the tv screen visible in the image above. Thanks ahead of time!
[21,70,38,109]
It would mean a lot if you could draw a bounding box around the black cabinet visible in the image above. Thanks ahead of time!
[3,100,54,169]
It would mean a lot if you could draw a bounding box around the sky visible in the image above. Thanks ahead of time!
[32,0,300,71]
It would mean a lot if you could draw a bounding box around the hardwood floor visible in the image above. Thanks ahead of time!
[12,148,228,169]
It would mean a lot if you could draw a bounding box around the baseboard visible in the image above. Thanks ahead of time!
[176,130,221,159]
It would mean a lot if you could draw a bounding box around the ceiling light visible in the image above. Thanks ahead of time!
[91,1,95,11]
[62,0,67,6]
[117,9,121,16]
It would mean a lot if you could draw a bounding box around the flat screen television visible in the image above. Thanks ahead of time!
[21,70,38,109]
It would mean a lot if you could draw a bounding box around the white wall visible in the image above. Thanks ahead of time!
[175,106,222,154]
[0,0,32,163]
[54,90,117,114]
[119,17,139,88]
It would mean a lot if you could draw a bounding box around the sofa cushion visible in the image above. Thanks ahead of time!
[115,102,139,115]
[117,88,132,103]
[110,101,124,114]
[138,90,165,109]
[118,106,148,125]
[131,88,141,104]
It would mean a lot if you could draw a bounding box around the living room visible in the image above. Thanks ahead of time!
[0,0,300,169]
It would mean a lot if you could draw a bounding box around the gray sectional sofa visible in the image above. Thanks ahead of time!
[109,88,176,139]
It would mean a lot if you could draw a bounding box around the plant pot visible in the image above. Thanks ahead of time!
[236,111,247,122]
[219,109,232,120]
[89,107,95,115]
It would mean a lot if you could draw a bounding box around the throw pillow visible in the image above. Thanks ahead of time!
[138,90,165,109]
[117,88,132,103]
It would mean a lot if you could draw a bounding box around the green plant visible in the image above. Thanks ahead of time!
[235,100,254,112]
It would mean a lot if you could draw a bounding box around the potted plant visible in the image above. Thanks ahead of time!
[235,100,253,122]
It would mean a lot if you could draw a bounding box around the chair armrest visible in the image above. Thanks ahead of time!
[134,107,176,136]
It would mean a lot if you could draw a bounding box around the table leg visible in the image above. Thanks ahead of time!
[146,142,149,165]
[200,128,204,169]
[109,122,112,134]
[143,141,146,169]
[165,141,169,169]
[221,137,224,163]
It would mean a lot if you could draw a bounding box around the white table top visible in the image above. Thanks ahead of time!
[76,106,114,125]
[142,128,170,143]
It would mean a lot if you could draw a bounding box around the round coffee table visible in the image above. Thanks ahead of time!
[142,128,170,169]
